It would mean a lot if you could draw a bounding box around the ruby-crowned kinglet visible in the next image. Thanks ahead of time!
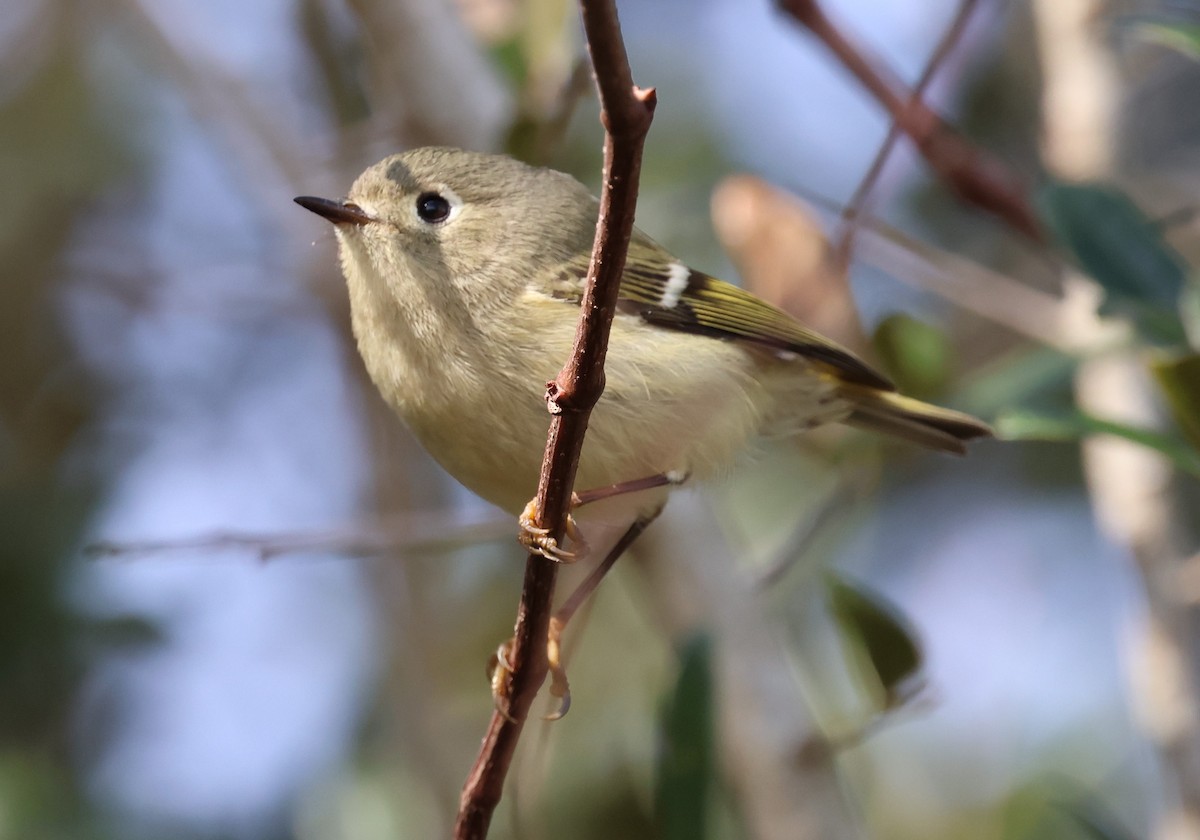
[296,147,990,529]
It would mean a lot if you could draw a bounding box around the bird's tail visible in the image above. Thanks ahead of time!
[838,385,993,455]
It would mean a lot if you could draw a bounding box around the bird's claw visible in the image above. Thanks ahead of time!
[544,616,571,720]
[485,617,572,722]
[488,640,517,722]
[518,499,588,563]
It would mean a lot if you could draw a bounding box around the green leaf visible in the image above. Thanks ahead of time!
[1003,786,1138,840]
[1181,278,1200,350]
[995,410,1086,442]
[872,314,951,398]
[1150,352,1200,450]
[826,573,923,711]
[997,408,1200,477]
[1038,182,1188,344]
[488,35,528,88]
[1064,802,1138,840]
[956,346,1078,418]
[1125,18,1200,61]
[655,634,715,840]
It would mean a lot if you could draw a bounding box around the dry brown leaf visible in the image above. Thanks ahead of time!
[711,174,868,353]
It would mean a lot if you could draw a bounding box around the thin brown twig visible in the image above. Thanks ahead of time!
[850,212,1115,351]
[82,512,513,562]
[452,2,655,837]
[778,0,1043,241]
[116,0,312,203]
[753,469,875,590]
[835,0,982,266]
[529,58,595,165]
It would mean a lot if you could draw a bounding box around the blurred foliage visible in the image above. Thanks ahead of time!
[0,752,108,840]
[3,2,1200,840]
[0,484,89,745]
[1121,14,1200,61]
[0,15,142,840]
[999,182,1200,478]
[826,573,923,716]
[654,634,716,840]
[1151,351,1200,448]
[0,480,153,840]
[957,346,1079,419]
[1002,783,1137,840]
[0,46,127,471]
[298,0,371,126]
[998,408,1200,477]
[872,314,953,399]
[1038,182,1188,344]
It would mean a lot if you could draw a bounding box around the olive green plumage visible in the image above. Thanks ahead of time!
[297,147,991,519]
[552,244,894,390]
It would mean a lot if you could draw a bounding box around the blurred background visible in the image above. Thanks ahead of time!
[3,0,1199,838]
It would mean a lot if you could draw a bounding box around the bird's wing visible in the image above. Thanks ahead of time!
[542,236,894,391]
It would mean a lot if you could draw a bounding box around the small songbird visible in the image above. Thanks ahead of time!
[296,147,991,555]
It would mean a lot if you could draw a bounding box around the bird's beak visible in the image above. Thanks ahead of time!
[294,196,374,226]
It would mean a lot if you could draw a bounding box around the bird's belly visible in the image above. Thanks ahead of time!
[404,383,693,519]
[405,390,550,515]
[390,322,845,520]
[402,331,771,516]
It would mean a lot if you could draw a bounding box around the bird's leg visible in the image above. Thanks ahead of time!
[517,471,686,563]
[493,509,662,719]
[571,470,688,508]
[544,509,661,718]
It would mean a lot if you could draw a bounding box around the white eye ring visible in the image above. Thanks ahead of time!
[414,185,463,225]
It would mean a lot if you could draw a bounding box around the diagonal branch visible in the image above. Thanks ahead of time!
[452,2,655,838]
[778,0,1043,241]
[835,0,982,265]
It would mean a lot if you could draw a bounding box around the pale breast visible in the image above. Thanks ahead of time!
[346,255,846,518]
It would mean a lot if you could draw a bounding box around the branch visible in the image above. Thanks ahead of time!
[778,0,1043,241]
[343,0,510,150]
[836,0,981,265]
[82,512,512,562]
[453,2,655,837]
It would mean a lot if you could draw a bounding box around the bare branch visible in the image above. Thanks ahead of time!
[836,0,982,265]
[851,214,1123,352]
[778,0,1043,241]
[344,0,510,150]
[753,470,875,590]
[453,2,655,837]
[83,513,513,563]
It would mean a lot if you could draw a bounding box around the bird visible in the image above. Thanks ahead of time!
[296,147,991,710]
[297,147,988,526]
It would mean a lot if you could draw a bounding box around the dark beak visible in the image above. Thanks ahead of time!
[294,196,374,226]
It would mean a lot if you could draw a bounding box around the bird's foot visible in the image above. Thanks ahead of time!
[487,618,571,721]
[518,499,588,563]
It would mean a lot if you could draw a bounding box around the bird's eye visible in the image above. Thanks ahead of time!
[416,192,452,224]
